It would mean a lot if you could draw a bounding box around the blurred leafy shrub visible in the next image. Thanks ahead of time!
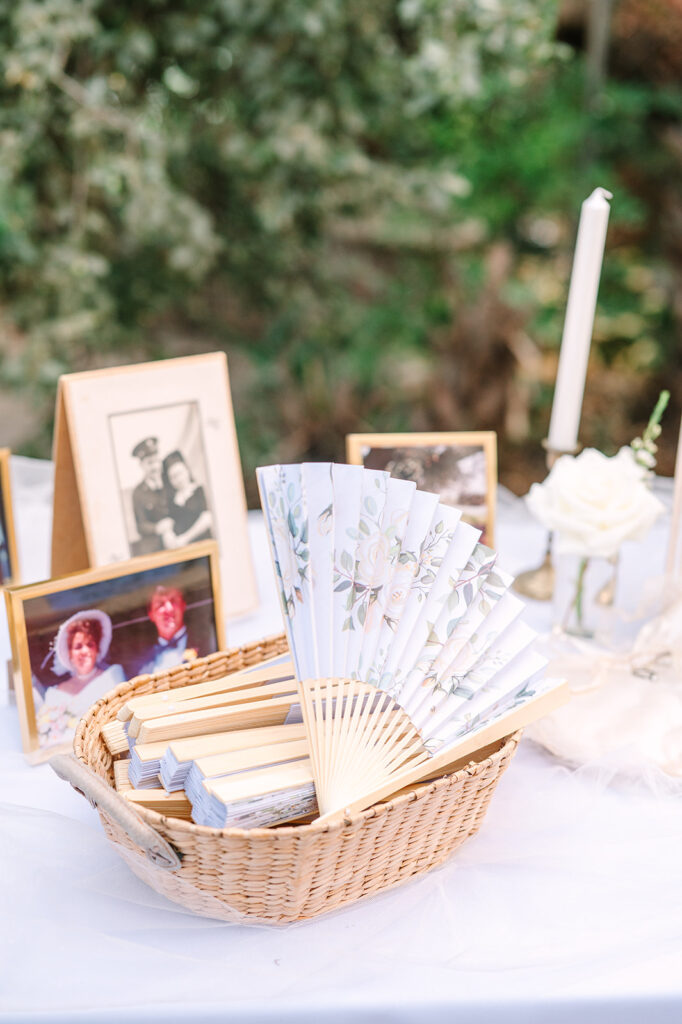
[0,2,559,448]
[0,1,679,493]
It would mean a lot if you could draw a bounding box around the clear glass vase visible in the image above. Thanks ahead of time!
[552,552,619,639]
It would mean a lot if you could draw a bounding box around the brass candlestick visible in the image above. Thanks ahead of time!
[512,439,580,602]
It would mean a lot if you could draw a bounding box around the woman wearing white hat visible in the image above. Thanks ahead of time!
[35,610,125,745]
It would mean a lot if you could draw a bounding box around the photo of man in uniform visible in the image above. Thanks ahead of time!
[131,437,171,555]
[109,403,219,562]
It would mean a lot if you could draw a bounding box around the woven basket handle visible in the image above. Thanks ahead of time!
[50,753,182,871]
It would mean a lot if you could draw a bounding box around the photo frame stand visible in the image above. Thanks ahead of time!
[51,382,90,577]
[49,355,258,619]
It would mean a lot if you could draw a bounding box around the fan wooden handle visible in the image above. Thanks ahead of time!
[50,753,182,871]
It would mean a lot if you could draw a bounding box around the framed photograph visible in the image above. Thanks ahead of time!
[0,448,19,586]
[346,431,497,546]
[5,540,225,757]
[51,352,257,618]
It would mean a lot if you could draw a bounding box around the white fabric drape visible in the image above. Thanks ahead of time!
[1,459,681,1023]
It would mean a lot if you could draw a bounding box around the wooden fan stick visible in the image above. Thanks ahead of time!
[318,681,378,808]
[128,724,307,786]
[321,678,348,804]
[315,680,570,824]
[137,679,342,745]
[153,723,310,796]
[368,695,424,767]
[296,677,352,806]
[158,722,308,766]
[400,735,510,787]
[115,761,190,813]
[338,708,427,809]
[378,725,428,775]
[335,687,424,788]
[127,678,298,736]
[314,677,357,803]
[101,720,129,757]
[135,735,311,789]
[136,692,298,744]
[193,738,310,780]
[337,686,490,803]
[321,677,334,802]
[327,681,383,802]
[318,685,350,807]
[118,658,295,721]
[130,738,173,765]
[297,677,319,800]
[326,682,377,797]
[113,759,132,792]
[299,678,431,815]
[124,790,193,818]
[330,694,411,803]
[206,758,314,804]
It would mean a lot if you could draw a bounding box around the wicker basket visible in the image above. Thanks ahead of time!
[59,633,520,924]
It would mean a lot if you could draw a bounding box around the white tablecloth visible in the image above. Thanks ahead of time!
[2,458,682,1024]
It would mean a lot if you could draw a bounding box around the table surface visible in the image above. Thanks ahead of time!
[2,457,682,1024]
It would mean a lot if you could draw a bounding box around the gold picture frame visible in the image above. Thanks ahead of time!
[0,448,20,587]
[346,431,498,546]
[51,352,257,618]
[5,540,224,758]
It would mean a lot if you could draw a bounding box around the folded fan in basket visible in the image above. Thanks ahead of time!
[160,721,307,792]
[257,462,567,821]
[189,756,317,829]
[116,658,313,827]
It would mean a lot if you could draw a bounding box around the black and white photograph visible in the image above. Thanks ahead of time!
[5,541,224,754]
[347,432,497,546]
[109,401,215,558]
[50,353,258,618]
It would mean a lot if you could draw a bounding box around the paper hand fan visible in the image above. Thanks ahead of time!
[258,462,566,821]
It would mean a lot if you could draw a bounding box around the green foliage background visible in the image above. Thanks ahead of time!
[0,0,680,500]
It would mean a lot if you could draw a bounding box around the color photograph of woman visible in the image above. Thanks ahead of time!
[34,610,125,747]
[108,402,215,558]
[21,552,220,749]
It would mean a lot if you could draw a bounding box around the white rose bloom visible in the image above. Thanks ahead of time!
[384,581,411,622]
[526,447,664,559]
[356,532,390,586]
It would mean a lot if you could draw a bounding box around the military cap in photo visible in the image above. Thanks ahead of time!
[132,437,159,460]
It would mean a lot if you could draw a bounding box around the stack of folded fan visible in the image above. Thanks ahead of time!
[105,656,319,827]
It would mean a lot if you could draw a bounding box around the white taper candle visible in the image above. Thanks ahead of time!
[547,187,612,452]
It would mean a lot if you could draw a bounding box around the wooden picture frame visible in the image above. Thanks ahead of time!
[51,352,257,619]
[346,431,498,546]
[5,540,225,758]
[0,448,19,586]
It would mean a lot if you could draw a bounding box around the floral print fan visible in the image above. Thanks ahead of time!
[257,463,566,822]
